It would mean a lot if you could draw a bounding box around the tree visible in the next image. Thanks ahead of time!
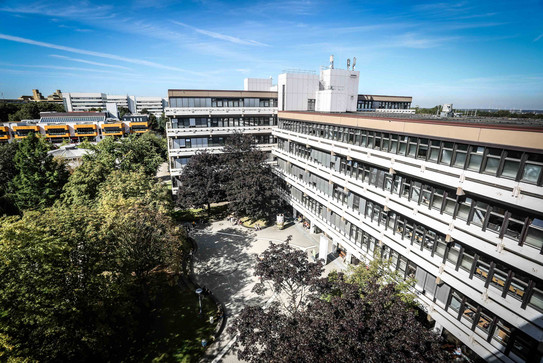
[231,274,447,363]
[0,198,187,362]
[10,133,69,210]
[118,106,130,119]
[345,251,417,305]
[157,112,167,132]
[148,113,158,130]
[222,132,280,220]
[62,133,167,206]
[0,142,19,215]
[252,239,323,312]
[177,150,225,216]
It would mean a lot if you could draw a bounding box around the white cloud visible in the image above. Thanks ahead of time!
[49,54,132,70]
[534,33,543,42]
[172,21,269,46]
[0,33,202,74]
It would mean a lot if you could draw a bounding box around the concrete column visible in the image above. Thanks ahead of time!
[293,206,297,219]
[309,220,316,234]
[346,251,352,264]
[319,235,329,264]
[433,321,443,335]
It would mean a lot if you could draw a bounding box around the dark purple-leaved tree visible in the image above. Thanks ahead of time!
[222,132,281,221]
[252,239,324,312]
[229,242,449,363]
[177,150,225,216]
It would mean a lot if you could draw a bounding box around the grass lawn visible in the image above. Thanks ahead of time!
[172,204,229,222]
[141,275,218,362]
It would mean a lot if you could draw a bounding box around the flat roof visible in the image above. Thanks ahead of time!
[40,112,107,117]
[358,95,412,102]
[168,89,278,98]
[278,111,543,151]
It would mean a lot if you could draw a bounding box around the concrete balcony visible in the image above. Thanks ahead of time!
[166,125,275,137]
[165,106,277,117]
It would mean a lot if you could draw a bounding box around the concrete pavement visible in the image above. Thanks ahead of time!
[191,219,346,363]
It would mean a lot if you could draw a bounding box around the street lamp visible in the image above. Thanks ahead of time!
[195,288,203,314]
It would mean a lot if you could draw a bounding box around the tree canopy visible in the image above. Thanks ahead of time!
[9,133,69,211]
[252,239,323,312]
[0,102,64,122]
[177,150,225,215]
[222,132,281,220]
[229,242,448,363]
[0,184,187,362]
[62,133,167,206]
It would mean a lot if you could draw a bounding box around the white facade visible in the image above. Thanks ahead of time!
[63,92,107,112]
[244,78,274,91]
[316,68,359,113]
[63,93,165,117]
[135,97,166,117]
[277,73,319,111]
[278,64,360,113]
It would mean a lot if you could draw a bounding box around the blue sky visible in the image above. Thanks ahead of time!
[0,0,542,109]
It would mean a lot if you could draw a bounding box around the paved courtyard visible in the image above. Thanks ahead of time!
[191,219,345,363]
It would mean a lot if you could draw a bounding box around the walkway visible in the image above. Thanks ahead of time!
[192,219,345,363]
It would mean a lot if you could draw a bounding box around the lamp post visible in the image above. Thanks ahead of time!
[195,288,203,314]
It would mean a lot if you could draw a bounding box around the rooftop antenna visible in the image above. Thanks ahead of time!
[352,57,356,70]
[347,58,351,70]
[330,54,334,69]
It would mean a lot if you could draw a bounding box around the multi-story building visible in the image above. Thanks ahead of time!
[0,112,148,143]
[357,94,413,112]
[165,83,278,194]
[272,111,543,363]
[133,96,167,117]
[63,92,166,117]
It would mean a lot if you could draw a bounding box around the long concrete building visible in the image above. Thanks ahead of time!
[272,111,543,362]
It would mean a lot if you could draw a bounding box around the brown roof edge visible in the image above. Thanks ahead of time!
[278,111,543,132]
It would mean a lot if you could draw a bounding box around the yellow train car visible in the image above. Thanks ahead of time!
[74,124,98,137]
[0,126,10,141]
[44,124,70,138]
[101,123,124,136]
[13,125,40,139]
[130,121,149,134]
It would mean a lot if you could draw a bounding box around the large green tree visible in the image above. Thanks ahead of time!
[0,198,187,362]
[0,142,19,215]
[10,133,69,210]
[62,133,167,206]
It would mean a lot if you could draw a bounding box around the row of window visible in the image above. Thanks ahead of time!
[278,158,543,313]
[170,116,277,129]
[169,97,277,108]
[283,184,541,363]
[277,138,543,252]
[278,119,543,185]
[357,100,411,110]
[171,135,276,150]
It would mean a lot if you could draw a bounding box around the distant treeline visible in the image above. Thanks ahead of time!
[415,106,543,119]
[0,102,65,122]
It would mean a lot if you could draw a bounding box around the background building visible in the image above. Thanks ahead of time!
[165,79,278,194]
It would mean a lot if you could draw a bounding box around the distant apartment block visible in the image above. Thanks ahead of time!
[62,92,166,117]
